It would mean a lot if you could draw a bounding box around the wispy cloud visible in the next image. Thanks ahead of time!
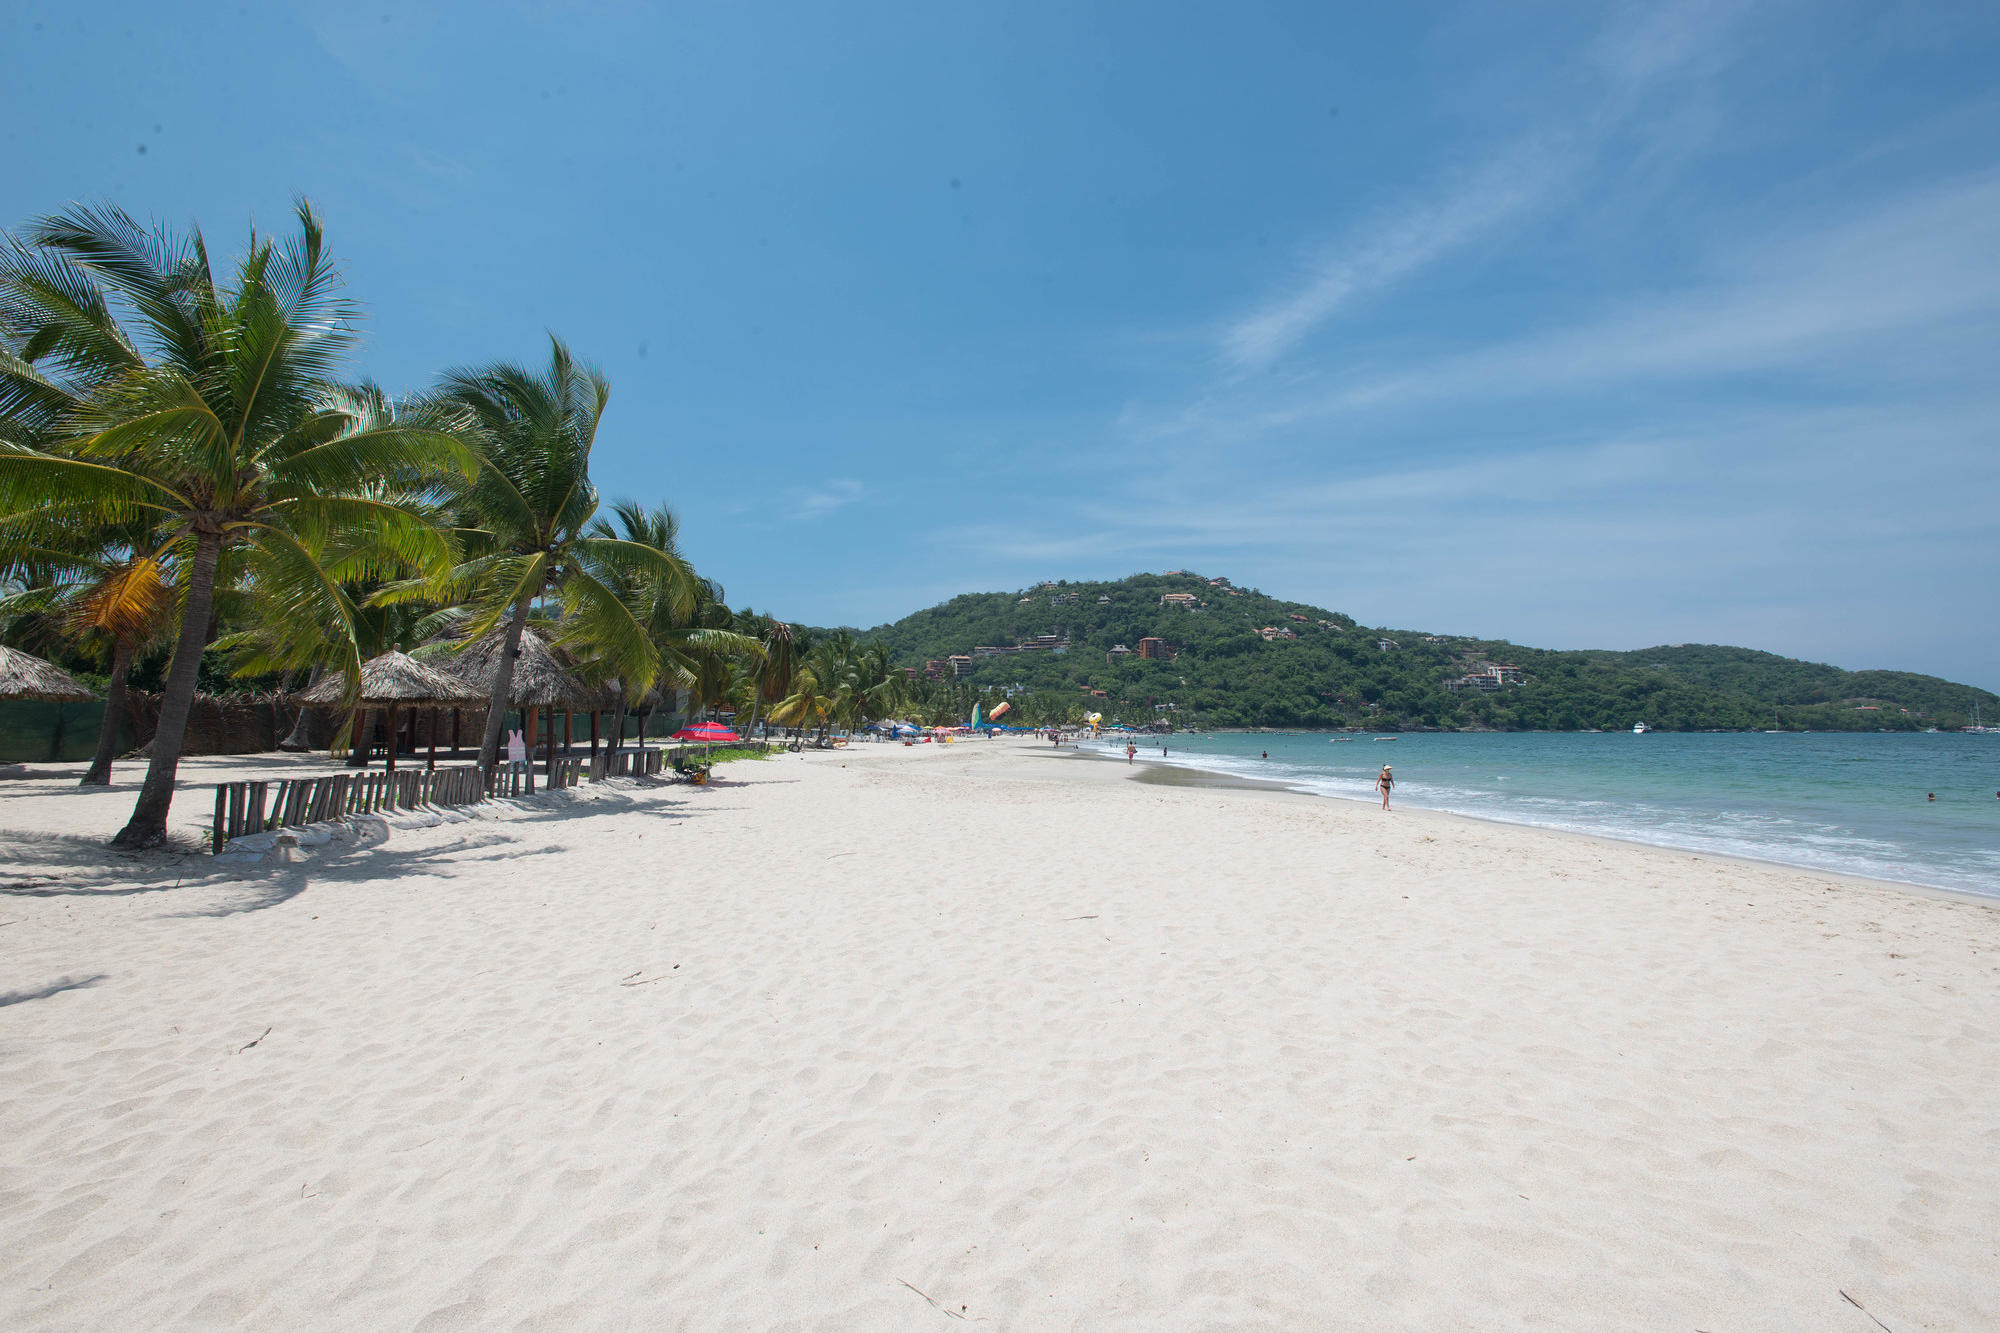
[792,478,865,519]
[1217,139,1571,372]
[1260,168,2000,421]
[1215,0,1747,374]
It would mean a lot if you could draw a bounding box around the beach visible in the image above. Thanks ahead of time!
[2,740,1997,1330]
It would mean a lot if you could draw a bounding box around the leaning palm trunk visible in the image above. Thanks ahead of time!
[476,593,535,770]
[79,639,134,787]
[598,683,630,778]
[112,531,222,848]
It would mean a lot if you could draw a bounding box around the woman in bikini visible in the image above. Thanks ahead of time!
[1376,764,1394,810]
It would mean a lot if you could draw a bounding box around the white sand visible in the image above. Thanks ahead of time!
[1,741,1996,1330]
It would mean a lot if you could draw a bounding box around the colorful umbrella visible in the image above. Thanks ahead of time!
[672,723,740,743]
[669,721,740,777]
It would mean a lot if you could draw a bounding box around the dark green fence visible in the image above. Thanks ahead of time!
[0,701,130,764]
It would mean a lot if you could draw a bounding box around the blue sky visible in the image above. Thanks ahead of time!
[5,1,1998,687]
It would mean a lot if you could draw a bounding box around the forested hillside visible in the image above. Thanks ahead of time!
[844,571,1997,732]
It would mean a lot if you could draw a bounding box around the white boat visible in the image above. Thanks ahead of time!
[1632,721,1649,734]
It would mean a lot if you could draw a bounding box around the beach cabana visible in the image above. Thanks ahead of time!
[295,649,486,771]
[0,645,100,703]
[446,627,595,776]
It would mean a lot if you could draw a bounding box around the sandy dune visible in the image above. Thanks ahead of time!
[1,741,1996,1329]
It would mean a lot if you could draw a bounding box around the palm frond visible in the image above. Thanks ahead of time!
[0,441,187,518]
[556,567,660,693]
[23,202,209,372]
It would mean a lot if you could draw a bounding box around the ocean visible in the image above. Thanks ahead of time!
[1087,731,2000,897]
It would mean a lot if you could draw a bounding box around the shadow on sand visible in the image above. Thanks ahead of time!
[0,973,108,1008]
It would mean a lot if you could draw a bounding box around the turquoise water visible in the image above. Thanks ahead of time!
[1090,731,2000,897]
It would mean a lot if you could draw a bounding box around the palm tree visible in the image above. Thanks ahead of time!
[768,630,903,742]
[0,201,469,847]
[733,611,798,741]
[216,461,459,756]
[673,579,758,723]
[0,539,171,784]
[768,656,838,742]
[409,339,697,771]
[566,499,753,763]
[853,640,907,725]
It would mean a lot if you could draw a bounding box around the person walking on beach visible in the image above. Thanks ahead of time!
[1376,764,1394,810]
[1126,741,1137,764]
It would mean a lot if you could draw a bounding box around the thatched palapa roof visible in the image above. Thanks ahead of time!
[444,626,594,710]
[294,649,489,708]
[0,644,100,703]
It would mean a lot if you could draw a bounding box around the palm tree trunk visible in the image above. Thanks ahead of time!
[112,530,222,849]
[477,593,535,770]
[346,707,369,767]
[79,639,134,787]
[608,699,629,772]
[268,674,292,749]
[596,681,629,778]
[280,666,323,750]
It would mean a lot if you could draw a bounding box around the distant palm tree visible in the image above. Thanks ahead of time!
[769,658,837,742]
[0,540,171,784]
[732,612,798,740]
[770,630,902,741]
[0,201,470,846]
[408,339,697,770]
[569,499,753,759]
[675,579,758,723]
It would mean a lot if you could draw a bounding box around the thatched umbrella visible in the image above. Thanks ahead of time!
[296,649,486,771]
[445,627,595,778]
[0,644,100,703]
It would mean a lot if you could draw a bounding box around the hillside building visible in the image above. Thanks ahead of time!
[1443,663,1526,693]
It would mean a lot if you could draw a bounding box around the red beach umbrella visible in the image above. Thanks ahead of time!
[672,722,740,743]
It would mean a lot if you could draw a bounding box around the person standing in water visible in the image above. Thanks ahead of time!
[1376,764,1394,809]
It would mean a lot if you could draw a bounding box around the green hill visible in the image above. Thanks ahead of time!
[845,571,1996,732]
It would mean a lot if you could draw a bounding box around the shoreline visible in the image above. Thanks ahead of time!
[1080,741,2000,906]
